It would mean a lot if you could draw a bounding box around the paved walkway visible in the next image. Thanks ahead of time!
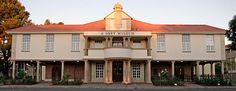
[1,82,236,89]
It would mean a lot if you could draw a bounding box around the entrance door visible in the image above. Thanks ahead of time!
[52,65,61,81]
[112,61,123,82]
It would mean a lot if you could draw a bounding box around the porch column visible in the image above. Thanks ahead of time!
[196,61,200,78]
[123,60,131,84]
[36,61,40,82]
[108,60,113,83]
[12,61,16,79]
[221,61,224,75]
[105,60,108,84]
[84,37,88,56]
[127,37,131,48]
[84,60,89,83]
[109,37,113,47]
[210,62,213,77]
[202,64,205,76]
[123,37,126,47]
[147,37,151,56]
[127,60,131,84]
[171,61,175,78]
[105,37,108,48]
[61,61,64,80]
[146,60,151,83]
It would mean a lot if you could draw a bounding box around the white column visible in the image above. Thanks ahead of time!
[61,61,64,81]
[109,60,113,83]
[202,64,205,76]
[12,61,16,79]
[210,62,213,77]
[146,60,151,83]
[196,61,200,78]
[127,60,131,84]
[105,60,108,84]
[84,60,88,83]
[221,61,224,75]
[171,61,175,78]
[36,61,40,82]
[122,60,126,83]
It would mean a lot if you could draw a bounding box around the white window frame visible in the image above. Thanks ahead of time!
[94,40,103,48]
[182,34,191,52]
[71,34,80,51]
[206,35,215,52]
[45,34,54,52]
[157,34,165,52]
[132,40,141,48]
[96,63,104,78]
[22,34,30,52]
[132,63,141,78]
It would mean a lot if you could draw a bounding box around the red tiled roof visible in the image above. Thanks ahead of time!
[7,19,225,33]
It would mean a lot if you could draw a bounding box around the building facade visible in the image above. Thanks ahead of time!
[225,44,236,79]
[7,4,226,84]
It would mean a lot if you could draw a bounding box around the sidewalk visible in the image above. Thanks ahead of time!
[1,82,236,89]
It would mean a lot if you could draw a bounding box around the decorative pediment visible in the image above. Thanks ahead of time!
[104,3,132,31]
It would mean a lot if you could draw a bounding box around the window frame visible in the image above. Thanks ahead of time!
[206,35,215,52]
[71,34,80,52]
[182,34,191,52]
[96,63,104,78]
[157,34,166,52]
[132,63,141,78]
[22,34,30,52]
[45,34,54,52]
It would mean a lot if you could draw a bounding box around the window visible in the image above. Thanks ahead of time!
[132,63,140,78]
[94,40,103,48]
[157,34,165,51]
[182,34,191,52]
[112,37,123,47]
[72,34,80,51]
[22,34,30,52]
[96,63,104,78]
[206,35,215,52]
[132,40,141,48]
[46,34,54,52]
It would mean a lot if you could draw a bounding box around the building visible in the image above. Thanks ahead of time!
[225,44,236,79]
[7,3,226,84]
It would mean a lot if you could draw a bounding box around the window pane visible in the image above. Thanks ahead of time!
[22,34,30,52]
[46,34,54,51]
[72,34,80,51]
[157,34,165,51]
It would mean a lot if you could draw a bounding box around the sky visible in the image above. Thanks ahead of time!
[19,0,236,44]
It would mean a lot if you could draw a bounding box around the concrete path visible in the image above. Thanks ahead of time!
[0,82,236,89]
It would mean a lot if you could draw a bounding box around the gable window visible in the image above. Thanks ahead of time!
[22,34,30,52]
[206,35,215,52]
[132,63,141,78]
[96,63,104,78]
[72,34,80,51]
[132,40,141,48]
[45,34,54,52]
[157,34,165,51]
[94,40,103,48]
[182,34,191,52]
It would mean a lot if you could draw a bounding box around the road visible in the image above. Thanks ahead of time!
[0,88,236,91]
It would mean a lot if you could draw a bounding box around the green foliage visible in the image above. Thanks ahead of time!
[0,0,32,78]
[52,74,83,85]
[152,69,183,86]
[23,76,37,85]
[44,19,64,25]
[16,70,26,80]
[226,15,236,50]
[193,75,232,86]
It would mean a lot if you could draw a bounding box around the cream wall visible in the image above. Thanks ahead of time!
[151,34,225,61]
[12,33,85,61]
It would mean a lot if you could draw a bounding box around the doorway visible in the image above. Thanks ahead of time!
[112,61,123,82]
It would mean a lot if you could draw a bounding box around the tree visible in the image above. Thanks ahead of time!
[44,19,64,25]
[44,19,51,25]
[226,15,236,50]
[0,0,31,77]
